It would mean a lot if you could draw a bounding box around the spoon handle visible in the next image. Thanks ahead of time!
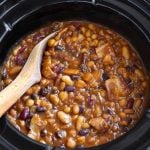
[0,70,38,117]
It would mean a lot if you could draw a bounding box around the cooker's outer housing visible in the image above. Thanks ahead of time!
[0,0,150,150]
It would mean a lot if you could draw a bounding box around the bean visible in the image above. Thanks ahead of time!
[124,109,134,114]
[19,120,25,127]
[103,54,114,65]
[26,99,34,107]
[19,108,30,120]
[122,46,130,59]
[119,99,127,107]
[82,123,90,129]
[15,55,25,66]
[31,93,39,100]
[59,82,66,90]
[64,69,79,75]
[57,111,71,124]
[59,91,68,101]
[35,99,41,105]
[48,39,56,47]
[134,99,142,109]
[28,111,33,119]
[79,129,89,136]
[81,27,86,33]
[102,72,109,81]
[62,75,74,86]
[119,112,126,119]
[80,64,88,73]
[65,86,76,92]
[52,87,59,94]
[75,80,87,88]
[88,24,95,30]
[39,86,52,96]
[68,129,77,137]
[16,103,24,112]
[77,136,85,144]
[85,30,91,37]
[82,72,93,82]
[40,128,48,137]
[36,106,47,113]
[55,130,67,139]
[53,64,64,74]
[8,66,22,75]
[120,120,128,126]
[79,106,84,114]
[64,106,71,113]
[76,116,85,131]
[5,78,12,85]
[72,104,80,114]
[50,94,60,105]
[66,137,76,148]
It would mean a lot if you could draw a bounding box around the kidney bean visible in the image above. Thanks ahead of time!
[39,86,52,96]
[18,45,27,53]
[102,72,109,81]
[31,93,39,100]
[79,129,89,136]
[36,106,47,113]
[19,108,30,120]
[53,64,64,73]
[55,130,66,139]
[126,98,134,109]
[27,111,33,119]
[15,55,26,66]
[40,128,48,137]
[65,86,76,92]
[79,106,84,114]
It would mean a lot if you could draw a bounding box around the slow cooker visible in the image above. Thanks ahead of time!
[0,0,150,149]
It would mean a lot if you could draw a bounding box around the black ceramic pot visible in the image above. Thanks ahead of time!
[0,0,150,150]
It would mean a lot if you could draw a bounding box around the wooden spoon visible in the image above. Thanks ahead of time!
[0,31,57,117]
